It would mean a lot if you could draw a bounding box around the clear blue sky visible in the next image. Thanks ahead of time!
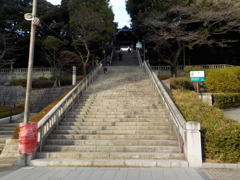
[47,0,131,28]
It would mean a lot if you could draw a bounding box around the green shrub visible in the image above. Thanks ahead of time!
[32,80,54,88]
[0,105,23,118]
[171,77,193,90]
[171,90,240,163]
[158,76,171,80]
[181,66,205,78]
[38,76,48,80]
[49,75,85,86]
[213,93,240,109]
[50,76,62,81]
[15,104,25,110]
[205,67,240,93]
[10,79,27,87]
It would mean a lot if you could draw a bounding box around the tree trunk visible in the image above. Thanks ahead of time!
[170,41,184,77]
[83,64,87,76]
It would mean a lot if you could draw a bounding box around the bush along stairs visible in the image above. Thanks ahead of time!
[30,66,188,167]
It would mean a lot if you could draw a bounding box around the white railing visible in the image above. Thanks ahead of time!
[143,61,202,167]
[37,63,102,152]
[143,61,185,152]
[151,64,235,71]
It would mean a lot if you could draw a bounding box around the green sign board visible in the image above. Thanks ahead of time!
[190,77,205,82]
[190,71,205,82]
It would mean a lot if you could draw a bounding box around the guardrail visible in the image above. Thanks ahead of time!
[143,60,202,167]
[37,63,102,152]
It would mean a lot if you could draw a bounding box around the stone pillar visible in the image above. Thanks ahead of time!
[72,66,76,85]
[184,121,202,167]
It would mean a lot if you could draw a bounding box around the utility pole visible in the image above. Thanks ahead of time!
[18,0,37,167]
[23,0,37,125]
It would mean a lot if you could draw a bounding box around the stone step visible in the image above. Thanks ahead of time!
[67,111,165,116]
[49,134,177,140]
[0,139,6,143]
[0,131,14,135]
[31,66,186,168]
[30,159,188,168]
[71,108,164,113]
[45,139,179,146]
[52,129,172,135]
[59,121,170,126]
[42,145,180,153]
[65,114,164,118]
[37,152,185,160]
[0,127,17,131]
[0,143,5,149]
[80,100,162,104]
[63,115,168,122]
[89,97,160,100]
[58,125,171,131]
[75,104,163,108]
[0,123,19,127]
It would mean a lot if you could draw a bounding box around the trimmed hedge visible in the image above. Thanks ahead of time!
[171,77,193,90]
[50,75,85,86]
[205,67,240,93]
[171,89,240,163]
[0,105,23,119]
[32,80,54,88]
[181,66,205,78]
[213,93,240,109]
[10,79,27,87]
[38,76,48,80]
[157,76,171,80]
[10,76,85,88]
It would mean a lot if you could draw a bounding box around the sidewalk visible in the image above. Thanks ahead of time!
[0,165,239,180]
[223,107,240,123]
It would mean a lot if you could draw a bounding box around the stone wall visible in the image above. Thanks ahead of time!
[0,68,71,84]
[0,85,71,113]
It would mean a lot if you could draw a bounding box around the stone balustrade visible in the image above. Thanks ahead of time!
[152,64,235,77]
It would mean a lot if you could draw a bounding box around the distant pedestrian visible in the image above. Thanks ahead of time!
[128,46,131,52]
[119,51,122,61]
[101,59,108,74]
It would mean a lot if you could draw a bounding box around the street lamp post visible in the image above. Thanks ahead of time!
[18,0,37,166]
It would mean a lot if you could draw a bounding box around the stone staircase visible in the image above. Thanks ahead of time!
[30,66,188,167]
[0,118,22,154]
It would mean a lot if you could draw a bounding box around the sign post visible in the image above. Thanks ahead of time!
[190,71,205,95]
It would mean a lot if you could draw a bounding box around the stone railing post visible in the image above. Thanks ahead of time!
[184,121,202,167]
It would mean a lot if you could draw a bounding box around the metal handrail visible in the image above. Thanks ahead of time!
[37,63,102,152]
[143,61,186,153]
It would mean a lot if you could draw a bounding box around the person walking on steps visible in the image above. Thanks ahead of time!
[119,51,122,61]
[101,58,108,74]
